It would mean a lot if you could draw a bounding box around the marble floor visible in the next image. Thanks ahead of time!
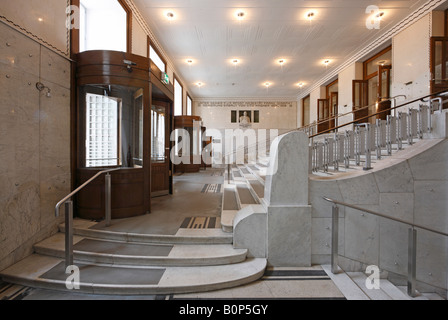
[0,265,345,300]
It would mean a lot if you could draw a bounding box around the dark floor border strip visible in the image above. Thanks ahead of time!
[262,277,332,281]
[264,270,328,277]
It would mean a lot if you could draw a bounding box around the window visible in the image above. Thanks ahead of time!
[150,45,166,73]
[82,85,144,168]
[174,78,183,116]
[85,93,121,167]
[187,95,192,116]
[79,0,128,52]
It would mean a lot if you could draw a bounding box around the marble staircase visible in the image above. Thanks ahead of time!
[0,219,267,295]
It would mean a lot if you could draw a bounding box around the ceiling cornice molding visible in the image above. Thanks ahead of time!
[296,0,445,101]
[125,0,190,93]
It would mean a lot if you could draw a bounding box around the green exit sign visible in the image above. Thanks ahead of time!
[161,72,169,84]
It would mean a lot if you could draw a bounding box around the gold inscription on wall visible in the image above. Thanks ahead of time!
[197,101,294,108]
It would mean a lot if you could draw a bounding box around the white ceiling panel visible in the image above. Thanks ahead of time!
[133,0,434,99]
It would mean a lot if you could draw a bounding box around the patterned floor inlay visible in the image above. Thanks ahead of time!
[180,216,220,229]
[201,184,222,193]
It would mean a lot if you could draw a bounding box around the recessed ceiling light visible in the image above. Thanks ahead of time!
[265,82,272,88]
[306,11,315,21]
[323,59,331,66]
[235,10,246,21]
[298,82,305,88]
[232,59,240,65]
[278,59,286,65]
[196,82,203,88]
[186,59,194,65]
[376,12,385,20]
[165,11,175,21]
[38,17,44,22]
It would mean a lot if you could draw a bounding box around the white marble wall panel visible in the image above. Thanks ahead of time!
[0,24,71,269]
[378,219,409,275]
[267,206,311,267]
[414,180,448,235]
[309,179,345,218]
[0,23,41,76]
[374,160,414,193]
[40,47,71,90]
[0,0,70,56]
[416,229,448,289]
[408,140,448,181]
[379,193,414,223]
[337,174,379,205]
[39,80,71,227]
[311,217,344,256]
[344,206,380,266]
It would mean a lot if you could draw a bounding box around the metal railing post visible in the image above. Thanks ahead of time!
[331,204,339,274]
[65,201,74,269]
[105,173,112,227]
[364,123,372,170]
[408,227,417,297]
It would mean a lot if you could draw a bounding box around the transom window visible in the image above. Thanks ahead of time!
[150,45,166,73]
[79,0,128,52]
[174,78,183,116]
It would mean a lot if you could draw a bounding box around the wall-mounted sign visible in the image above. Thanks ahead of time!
[161,72,169,85]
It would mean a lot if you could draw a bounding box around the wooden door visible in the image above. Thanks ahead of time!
[353,80,368,123]
[431,37,448,109]
[151,102,170,197]
[377,65,392,120]
[330,92,338,130]
[317,99,329,133]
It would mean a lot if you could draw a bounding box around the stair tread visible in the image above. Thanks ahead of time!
[61,219,233,245]
[0,254,267,295]
[346,272,393,300]
[321,265,370,300]
[35,233,246,260]
[236,184,258,205]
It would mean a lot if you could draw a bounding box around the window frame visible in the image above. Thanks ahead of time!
[148,40,167,74]
[186,94,193,116]
[174,75,184,116]
[71,0,132,55]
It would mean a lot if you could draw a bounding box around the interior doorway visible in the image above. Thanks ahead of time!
[151,100,171,197]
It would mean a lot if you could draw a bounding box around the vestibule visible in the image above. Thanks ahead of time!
[74,50,175,219]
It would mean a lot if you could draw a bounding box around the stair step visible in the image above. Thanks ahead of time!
[322,265,370,300]
[236,184,258,205]
[60,219,233,245]
[0,254,267,295]
[346,272,393,300]
[34,233,247,267]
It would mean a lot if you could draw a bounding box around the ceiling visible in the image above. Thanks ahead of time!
[133,0,433,100]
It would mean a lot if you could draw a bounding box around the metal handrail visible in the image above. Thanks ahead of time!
[309,89,448,138]
[221,89,448,161]
[323,196,448,298]
[322,197,448,237]
[55,167,122,268]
